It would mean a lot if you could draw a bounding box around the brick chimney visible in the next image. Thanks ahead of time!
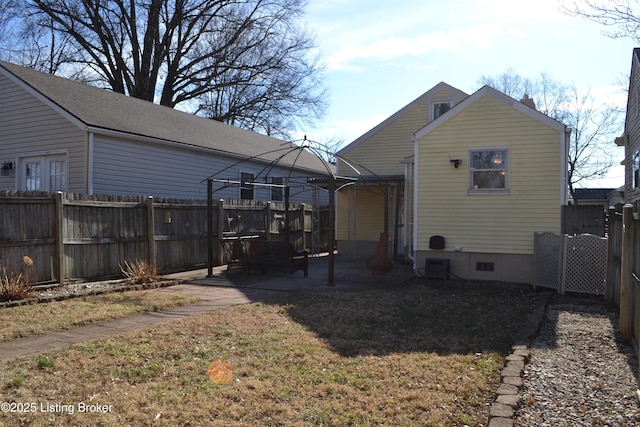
[520,93,536,109]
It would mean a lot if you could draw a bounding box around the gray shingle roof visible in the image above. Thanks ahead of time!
[573,188,617,201]
[0,61,329,174]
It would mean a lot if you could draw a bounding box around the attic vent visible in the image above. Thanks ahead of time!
[476,262,495,272]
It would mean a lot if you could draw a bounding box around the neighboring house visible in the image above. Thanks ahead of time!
[616,48,640,205]
[0,61,329,203]
[338,83,570,283]
[570,188,624,209]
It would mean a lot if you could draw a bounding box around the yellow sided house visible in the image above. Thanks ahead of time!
[414,85,569,283]
[337,83,569,284]
[336,82,468,259]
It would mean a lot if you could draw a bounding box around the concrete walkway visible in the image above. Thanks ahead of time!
[0,257,414,361]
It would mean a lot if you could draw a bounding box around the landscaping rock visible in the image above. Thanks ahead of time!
[490,402,514,418]
[488,417,514,427]
[502,376,523,387]
[496,394,520,408]
[514,295,640,426]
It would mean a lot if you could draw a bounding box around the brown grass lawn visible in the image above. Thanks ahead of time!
[0,291,201,341]
[0,281,547,426]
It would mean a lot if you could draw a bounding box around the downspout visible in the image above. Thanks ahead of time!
[410,137,418,269]
[87,132,95,195]
[561,128,571,206]
[393,182,401,262]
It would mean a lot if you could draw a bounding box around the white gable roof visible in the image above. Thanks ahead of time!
[414,85,568,140]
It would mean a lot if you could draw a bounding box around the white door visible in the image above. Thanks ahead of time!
[20,155,68,192]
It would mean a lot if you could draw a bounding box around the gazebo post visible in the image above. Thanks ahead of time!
[327,175,336,286]
[284,185,290,242]
[206,178,214,278]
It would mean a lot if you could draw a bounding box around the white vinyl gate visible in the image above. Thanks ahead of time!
[533,232,608,295]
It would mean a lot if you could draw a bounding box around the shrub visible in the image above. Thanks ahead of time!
[0,255,35,302]
[119,259,160,284]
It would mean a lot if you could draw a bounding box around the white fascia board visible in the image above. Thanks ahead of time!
[561,128,571,206]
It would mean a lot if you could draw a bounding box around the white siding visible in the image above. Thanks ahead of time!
[0,74,87,192]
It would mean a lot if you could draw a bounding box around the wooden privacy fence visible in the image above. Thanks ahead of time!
[607,205,639,352]
[606,203,640,384]
[0,191,328,284]
[561,204,607,236]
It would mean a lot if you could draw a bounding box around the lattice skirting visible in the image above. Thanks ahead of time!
[533,232,607,295]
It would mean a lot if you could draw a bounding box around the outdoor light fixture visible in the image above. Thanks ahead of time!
[1,161,13,177]
[450,159,462,168]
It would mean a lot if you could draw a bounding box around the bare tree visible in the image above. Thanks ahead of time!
[479,68,572,120]
[562,0,640,43]
[6,0,326,138]
[0,0,20,59]
[565,86,622,199]
[479,70,623,202]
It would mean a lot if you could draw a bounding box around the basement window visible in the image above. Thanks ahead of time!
[476,262,495,272]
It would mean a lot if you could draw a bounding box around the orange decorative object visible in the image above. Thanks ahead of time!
[207,360,233,384]
[366,233,393,275]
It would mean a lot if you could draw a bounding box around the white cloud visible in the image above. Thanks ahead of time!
[309,0,579,73]
[588,84,628,108]
[326,24,516,71]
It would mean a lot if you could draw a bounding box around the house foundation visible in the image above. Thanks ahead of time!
[415,250,533,284]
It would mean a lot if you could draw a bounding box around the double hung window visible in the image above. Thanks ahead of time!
[270,177,284,201]
[240,172,255,200]
[433,102,451,120]
[469,149,509,192]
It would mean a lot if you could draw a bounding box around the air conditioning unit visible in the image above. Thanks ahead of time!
[425,258,450,280]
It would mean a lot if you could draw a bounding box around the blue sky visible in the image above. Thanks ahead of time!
[300,0,637,188]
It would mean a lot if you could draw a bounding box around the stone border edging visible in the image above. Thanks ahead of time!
[488,293,551,427]
[0,280,179,309]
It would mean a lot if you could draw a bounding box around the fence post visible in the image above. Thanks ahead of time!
[620,203,634,342]
[606,206,617,307]
[217,199,224,265]
[265,201,271,240]
[301,203,306,251]
[559,234,567,295]
[146,196,156,266]
[54,192,65,285]
[206,180,214,277]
